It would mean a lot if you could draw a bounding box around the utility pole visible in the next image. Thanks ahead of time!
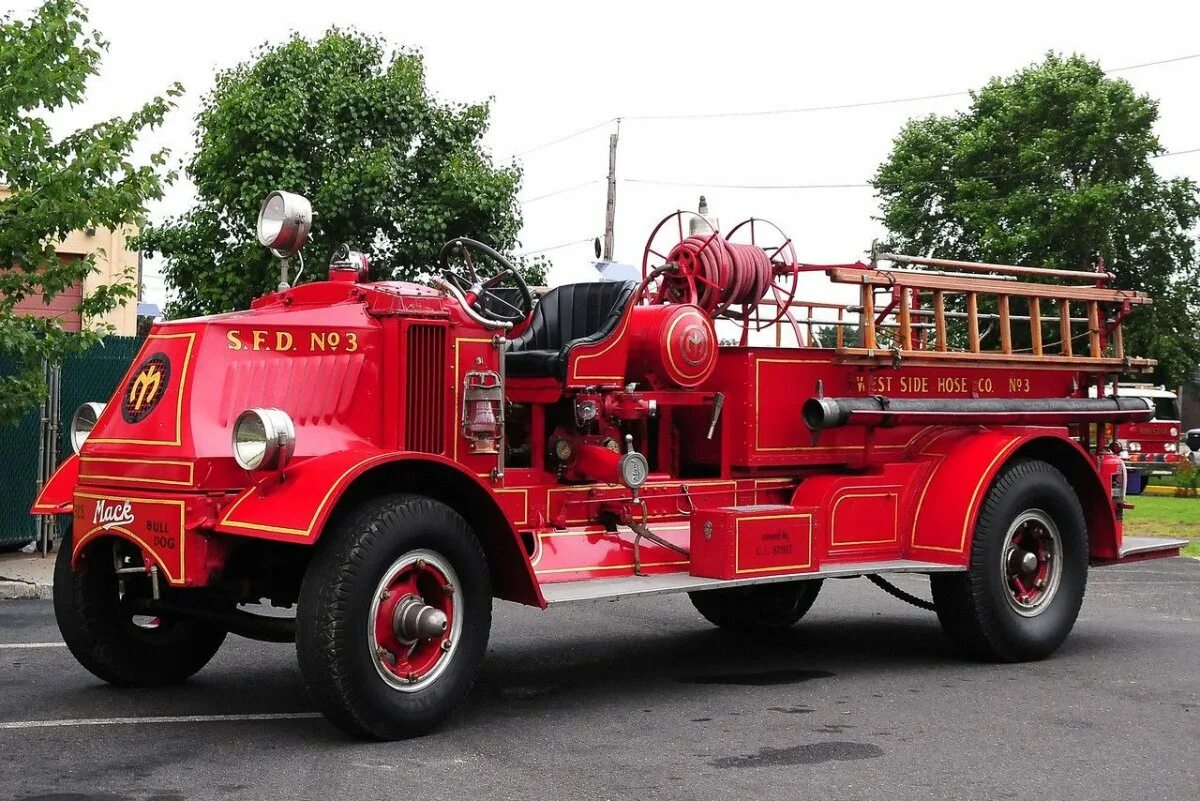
[602,122,619,261]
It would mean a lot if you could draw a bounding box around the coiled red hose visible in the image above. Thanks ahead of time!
[665,234,775,315]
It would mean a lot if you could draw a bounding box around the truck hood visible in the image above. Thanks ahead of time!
[77,300,383,491]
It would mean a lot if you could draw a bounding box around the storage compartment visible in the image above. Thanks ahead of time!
[689,504,818,580]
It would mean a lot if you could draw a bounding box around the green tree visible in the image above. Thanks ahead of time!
[872,53,1200,386]
[0,0,177,423]
[144,30,536,317]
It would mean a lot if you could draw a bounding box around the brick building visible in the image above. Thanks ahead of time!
[1,185,141,336]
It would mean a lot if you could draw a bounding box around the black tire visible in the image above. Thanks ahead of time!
[296,493,492,740]
[931,459,1088,662]
[53,534,226,686]
[689,579,823,631]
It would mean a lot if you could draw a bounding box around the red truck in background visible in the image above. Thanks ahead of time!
[1110,384,1184,494]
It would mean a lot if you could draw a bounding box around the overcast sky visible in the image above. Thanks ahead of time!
[17,0,1200,311]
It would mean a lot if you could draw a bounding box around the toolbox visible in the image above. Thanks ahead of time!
[689,504,818,580]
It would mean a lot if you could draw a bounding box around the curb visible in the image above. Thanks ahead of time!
[0,580,52,600]
[1141,485,1197,498]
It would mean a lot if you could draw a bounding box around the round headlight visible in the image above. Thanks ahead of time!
[256,190,312,257]
[232,408,296,471]
[70,402,106,454]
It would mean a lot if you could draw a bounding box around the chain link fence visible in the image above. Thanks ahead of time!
[0,337,143,550]
[0,358,47,551]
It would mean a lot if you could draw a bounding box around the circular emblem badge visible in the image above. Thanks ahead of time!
[680,324,709,367]
[121,352,171,424]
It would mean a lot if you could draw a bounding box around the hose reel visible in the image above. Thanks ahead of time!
[640,210,800,337]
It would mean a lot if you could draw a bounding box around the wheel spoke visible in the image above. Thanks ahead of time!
[1000,510,1062,616]
[485,292,524,315]
[767,239,791,261]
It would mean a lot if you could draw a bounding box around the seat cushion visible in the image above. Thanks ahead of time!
[504,348,564,379]
[505,281,637,379]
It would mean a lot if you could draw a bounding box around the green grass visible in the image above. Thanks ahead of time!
[1124,494,1200,557]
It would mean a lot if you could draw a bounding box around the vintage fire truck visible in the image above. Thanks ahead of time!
[32,191,1187,740]
[1105,383,1184,494]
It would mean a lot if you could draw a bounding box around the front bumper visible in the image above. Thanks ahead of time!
[1125,460,1180,476]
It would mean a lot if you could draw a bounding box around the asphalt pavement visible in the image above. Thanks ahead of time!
[1,559,1197,801]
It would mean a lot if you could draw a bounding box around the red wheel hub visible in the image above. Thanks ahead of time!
[370,553,459,689]
[1002,510,1063,617]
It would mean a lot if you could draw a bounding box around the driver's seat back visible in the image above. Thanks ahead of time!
[505,281,637,381]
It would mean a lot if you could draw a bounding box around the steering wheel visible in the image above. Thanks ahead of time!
[437,238,532,326]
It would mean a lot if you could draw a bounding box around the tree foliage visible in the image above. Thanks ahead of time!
[872,53,1200,386]
[144,30,537,317]
[0,0,177,423]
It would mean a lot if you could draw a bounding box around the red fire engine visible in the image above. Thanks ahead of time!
[1106,384,1184,494]
[33,191,1186,740]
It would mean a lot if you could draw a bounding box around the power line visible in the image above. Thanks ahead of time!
[624,178,870,190]
[624,145,1200,191]
[508,118,617,158]
[624,91,968,122]
[517,237,593,257]
[504,52,1200,153]
[624,52,1200,123]
[1108,52,1200,72]
[1156,146,1200,158]
[518,178,605,205]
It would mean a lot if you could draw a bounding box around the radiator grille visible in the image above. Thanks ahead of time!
[404,324,446,453]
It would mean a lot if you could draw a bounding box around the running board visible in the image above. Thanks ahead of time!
[541,560,963,605]
[1118,536,1189,559]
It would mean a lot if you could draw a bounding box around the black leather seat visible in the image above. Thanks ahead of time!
[505,281,637,380]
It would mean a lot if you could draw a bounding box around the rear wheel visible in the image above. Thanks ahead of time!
[296,494,492,740]
[54,535,226,686]
[931,459,1088,662]
[689,579,823,631]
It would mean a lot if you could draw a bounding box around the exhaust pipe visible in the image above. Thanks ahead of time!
[803,395,1154,431]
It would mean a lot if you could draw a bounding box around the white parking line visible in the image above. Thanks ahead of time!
[0,642,65,649]
[0,712,323,730]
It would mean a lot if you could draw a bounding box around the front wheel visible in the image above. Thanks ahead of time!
[296,494,492,740]
[931,459,1088,662]
[54,535,226,686]
[689,579,823,631]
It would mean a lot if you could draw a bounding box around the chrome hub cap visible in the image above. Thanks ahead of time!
[392,595,449,644]
[368,549,463,692]
[1001,509,1062,617]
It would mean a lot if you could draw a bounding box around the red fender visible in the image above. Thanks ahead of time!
[30,454,80,515]
[906,427,1117,564]
[213,449,544,606]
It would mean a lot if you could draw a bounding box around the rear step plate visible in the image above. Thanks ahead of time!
[1117,536,1189,559]
[541,559,962,605]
